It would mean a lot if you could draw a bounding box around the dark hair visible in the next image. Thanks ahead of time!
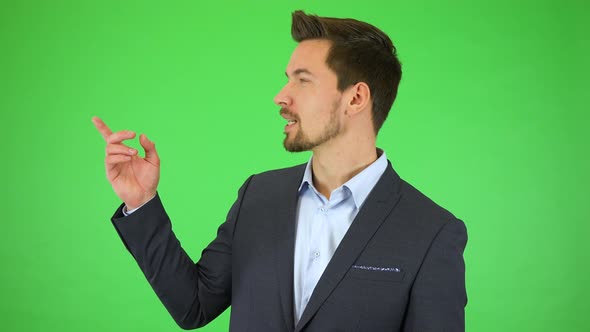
[291,10,402,134]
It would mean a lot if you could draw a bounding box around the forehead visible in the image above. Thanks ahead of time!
[286,39,333,76]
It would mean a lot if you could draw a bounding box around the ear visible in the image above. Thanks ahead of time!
[345,82,371,117]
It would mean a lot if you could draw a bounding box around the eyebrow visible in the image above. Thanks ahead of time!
[285,68,314,78]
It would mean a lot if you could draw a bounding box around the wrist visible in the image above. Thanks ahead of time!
[125,193,156,211]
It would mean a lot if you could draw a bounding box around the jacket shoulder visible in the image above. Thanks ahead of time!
[397,178,464,229]
[249,163,307,185]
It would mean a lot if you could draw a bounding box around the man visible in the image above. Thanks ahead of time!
[93,10,467,331]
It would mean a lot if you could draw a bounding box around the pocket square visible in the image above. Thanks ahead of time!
[352,265,402,273]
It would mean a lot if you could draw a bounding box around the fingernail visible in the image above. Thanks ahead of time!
[129,149,136,154]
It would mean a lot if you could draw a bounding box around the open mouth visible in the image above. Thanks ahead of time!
[284,119,298,133]
[280,109,298,132]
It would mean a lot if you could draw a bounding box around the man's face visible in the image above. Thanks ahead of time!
[274,39,345,152]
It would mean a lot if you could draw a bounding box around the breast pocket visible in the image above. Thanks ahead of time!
[348,265,406,282]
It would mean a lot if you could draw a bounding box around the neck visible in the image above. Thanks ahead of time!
[310,134,378,199]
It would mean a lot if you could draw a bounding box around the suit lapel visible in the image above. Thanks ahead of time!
[273,164,307,331]
[294,164,402,332]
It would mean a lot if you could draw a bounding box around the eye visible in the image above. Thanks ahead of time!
[299,78,309,83]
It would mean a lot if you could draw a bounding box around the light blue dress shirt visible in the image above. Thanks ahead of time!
[293,150,388,325]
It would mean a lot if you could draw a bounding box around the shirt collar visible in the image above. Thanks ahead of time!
[298,149,388,209]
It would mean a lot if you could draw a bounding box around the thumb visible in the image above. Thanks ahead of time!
[139,134,160,165]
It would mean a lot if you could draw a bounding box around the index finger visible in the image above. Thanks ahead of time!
[92,116,113,141]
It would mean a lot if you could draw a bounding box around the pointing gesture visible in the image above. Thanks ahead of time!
[92,116,160,210]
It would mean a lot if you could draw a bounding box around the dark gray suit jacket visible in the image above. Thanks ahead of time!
[111,162,467,331]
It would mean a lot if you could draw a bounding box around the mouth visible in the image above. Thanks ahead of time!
[284,119,298,133]
[280,109,299,132]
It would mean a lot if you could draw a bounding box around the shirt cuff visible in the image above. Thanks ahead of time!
[121,195,157,216]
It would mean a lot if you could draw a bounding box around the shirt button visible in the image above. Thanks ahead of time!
[314,252,320,258]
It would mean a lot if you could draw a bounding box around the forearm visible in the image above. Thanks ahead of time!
[111,194,229,329]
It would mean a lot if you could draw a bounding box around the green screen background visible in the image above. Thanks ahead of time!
[1,0,588,331]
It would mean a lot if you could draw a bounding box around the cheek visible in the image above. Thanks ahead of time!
[295,88,340,125]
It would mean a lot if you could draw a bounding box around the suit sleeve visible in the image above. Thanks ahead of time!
[110,176,253,330]
[402,219,468,332]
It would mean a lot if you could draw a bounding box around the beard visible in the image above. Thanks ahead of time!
[282,100,342,152]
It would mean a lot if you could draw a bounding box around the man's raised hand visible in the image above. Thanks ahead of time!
[92,116,160,210]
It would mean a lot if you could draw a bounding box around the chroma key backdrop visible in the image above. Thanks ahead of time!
[1,0,588,331]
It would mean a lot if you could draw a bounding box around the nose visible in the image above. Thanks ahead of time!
[273,83,292,107]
